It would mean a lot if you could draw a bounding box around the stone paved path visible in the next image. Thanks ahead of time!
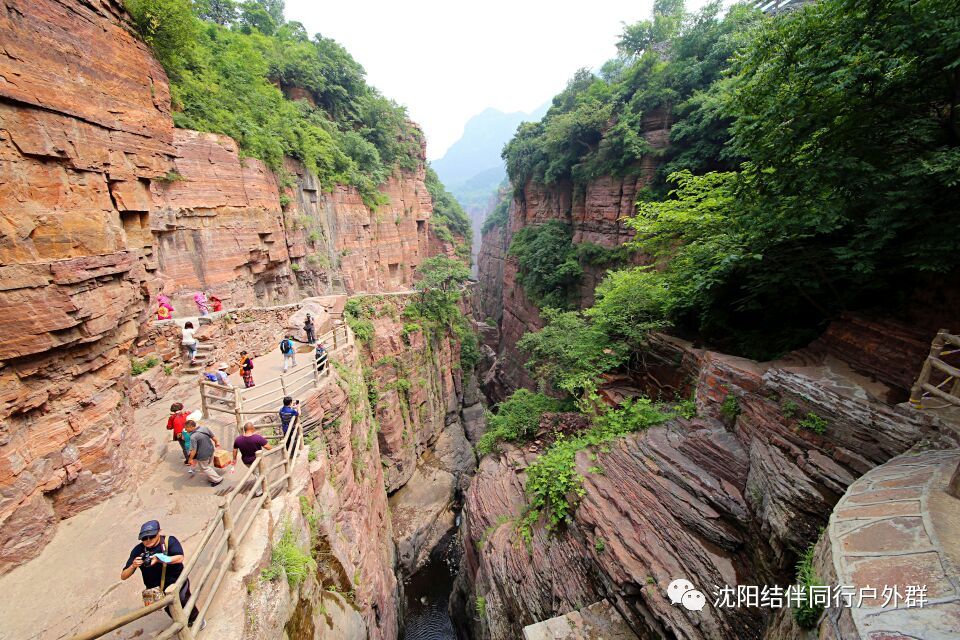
[0,342,327,640]
[830,448,960,639]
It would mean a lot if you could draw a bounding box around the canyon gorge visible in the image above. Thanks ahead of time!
[1,1,959,640]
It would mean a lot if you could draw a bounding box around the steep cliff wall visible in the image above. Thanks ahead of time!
[0,0,462,573]
[343,294,481,575]
[152,130,441,313]
[453,339,956,640]
[0,0,174,572]
[475,109,670,401]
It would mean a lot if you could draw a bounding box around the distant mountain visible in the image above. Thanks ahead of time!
[433,105,547,266]
[433,107,533,187]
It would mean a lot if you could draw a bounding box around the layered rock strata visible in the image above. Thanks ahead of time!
[454,339,956,640]
[0,0,462,573]
[0,0,174,573]
[475,110,671,401]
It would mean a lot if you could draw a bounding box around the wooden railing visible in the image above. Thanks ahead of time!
[68,416,305,640]
[198,323,348,435]
[68,322,351,640]
[910,329,960,409]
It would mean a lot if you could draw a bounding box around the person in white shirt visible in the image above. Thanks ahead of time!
[182,322,198,363]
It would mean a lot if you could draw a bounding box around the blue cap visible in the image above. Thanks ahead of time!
[138,520,161,540]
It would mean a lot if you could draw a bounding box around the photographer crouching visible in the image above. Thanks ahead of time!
[120,520,204,630]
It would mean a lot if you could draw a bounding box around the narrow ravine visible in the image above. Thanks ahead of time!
[400,529,462,640]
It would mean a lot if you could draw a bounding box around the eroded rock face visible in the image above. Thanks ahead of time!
[354,296,465,491]
[0,0,464,576]
[474,109,671,402]
[299,348,401,640]
[454,340,955,640]
[0,0,174,573]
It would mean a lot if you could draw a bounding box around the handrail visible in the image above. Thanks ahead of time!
[910,329,960,409]
[68,415,307,640]
[68,323,350,640]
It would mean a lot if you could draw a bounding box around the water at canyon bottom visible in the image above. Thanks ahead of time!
[400,532,461,640]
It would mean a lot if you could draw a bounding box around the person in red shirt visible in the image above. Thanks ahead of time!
[166,402,190,464]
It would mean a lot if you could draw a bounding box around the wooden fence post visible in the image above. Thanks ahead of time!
[258,452,272,509]
[168,588,195,640]
[200,382,209,419]
[910,329,947,408]
[233,387,244,434]
[220,499,239,572]
[284,422,295,492]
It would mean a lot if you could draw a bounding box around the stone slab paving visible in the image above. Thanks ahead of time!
[830,448,960,640]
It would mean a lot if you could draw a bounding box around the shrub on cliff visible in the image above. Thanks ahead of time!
[125,0,423,207]
[520,398,670,536]
[508,221,582,308]
[425,168,473,258]
[476,390,565,455]
[517,309,624,399]
[480,196,510,234]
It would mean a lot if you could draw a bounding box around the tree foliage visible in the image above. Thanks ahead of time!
[517,309,625,398]
[502,1,763,190]
[425,167,473,258]
[506,0,960,360]
[476,389,565,455]
[125,0,424,206]
[508,221,582,308]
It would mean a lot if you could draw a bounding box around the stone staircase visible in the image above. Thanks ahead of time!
[183,341,216,375]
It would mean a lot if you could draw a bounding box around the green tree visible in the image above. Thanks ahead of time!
[508,221,582,308]
[617,0,686,56]
[192,0,235,24]
[586,267,669,352]
[411,256,471,326]
[517,308,625,398]
[125,0,199,78]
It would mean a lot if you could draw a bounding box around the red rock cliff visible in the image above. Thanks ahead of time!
[0,0,174,572]
[475,109,671,401]
[453,338,956,639]
[0,0,462,574]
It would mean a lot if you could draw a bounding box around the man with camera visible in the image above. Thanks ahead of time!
[120,520,203,630]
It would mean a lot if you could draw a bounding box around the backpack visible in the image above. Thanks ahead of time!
[204,373,218,382]
[280,339,292,354]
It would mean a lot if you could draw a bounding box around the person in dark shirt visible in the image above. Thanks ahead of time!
[303,313,316,344]
[233,422,272,496]
[278,396,300,452]
[120,520,203,629]
[315,342,328,373]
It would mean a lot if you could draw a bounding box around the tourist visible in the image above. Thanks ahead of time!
[278,396,300,452]
[280,334,297,372]
[232,422,272,497]
[303,313,316,344]
[209,295,223,312]
[156,294,174,321]
[165,402,191,464]
[315,342,328,373]
[181,321,198,364]
[238,351,255,388]
[185,420,223,486]
[193,292,209,317]
[215,362,232,388]
[120,520,204,630]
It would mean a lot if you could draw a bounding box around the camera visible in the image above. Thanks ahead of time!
[139,552,155,565]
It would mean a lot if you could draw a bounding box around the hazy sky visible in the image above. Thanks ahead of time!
[285,1,725,160]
